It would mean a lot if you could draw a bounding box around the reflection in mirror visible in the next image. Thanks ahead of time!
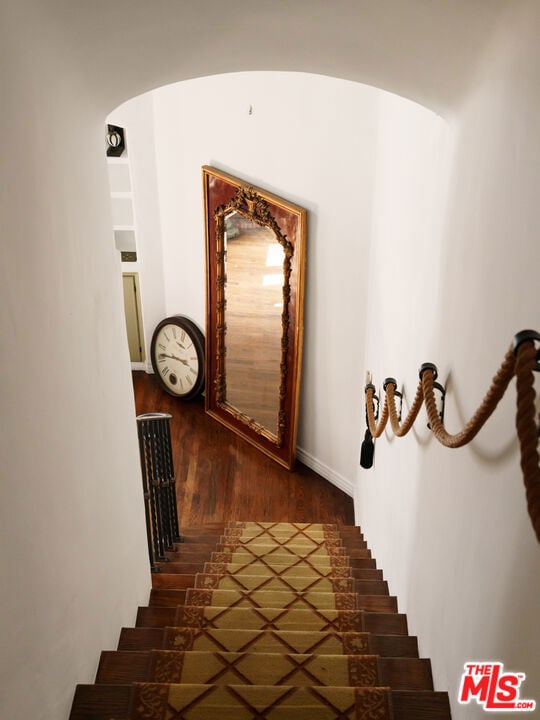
[224,212,284,436]
[203,166,306,470]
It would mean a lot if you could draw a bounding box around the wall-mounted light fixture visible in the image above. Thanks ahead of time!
[106,124,126,157]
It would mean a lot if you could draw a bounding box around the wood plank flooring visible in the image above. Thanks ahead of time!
[132,372,354,527]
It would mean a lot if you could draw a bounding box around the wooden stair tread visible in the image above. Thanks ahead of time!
[137,605,409,634]
[159,563,383,580]
[152,572,389,596]
[209,553,377,569]
[149,587,399,614]
[193,574,390,595]
[182,522,363,532]
[216,536,369,548]
[118,627,419,657]
[214,543,372,557]
[164,552,375,568]
[70,684,451,720]
[96,649,433,691]
[186,587,398,613]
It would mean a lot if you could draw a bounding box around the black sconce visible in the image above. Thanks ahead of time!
[106,124,125,157]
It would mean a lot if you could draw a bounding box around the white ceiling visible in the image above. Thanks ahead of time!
[19,0,508,115]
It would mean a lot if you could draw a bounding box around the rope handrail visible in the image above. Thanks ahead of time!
[363,331,540,543]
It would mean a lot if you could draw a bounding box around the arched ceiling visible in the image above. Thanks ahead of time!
[25,0,507,116]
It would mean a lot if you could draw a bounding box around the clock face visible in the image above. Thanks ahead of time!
[150,317,205,398]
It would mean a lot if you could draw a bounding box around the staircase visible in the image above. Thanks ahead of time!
[70,522,451,719]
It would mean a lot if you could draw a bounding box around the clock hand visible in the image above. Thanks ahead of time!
[158,352,189,366]
[176,341,186,350]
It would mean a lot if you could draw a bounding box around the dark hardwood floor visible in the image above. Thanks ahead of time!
[133,371,355,527]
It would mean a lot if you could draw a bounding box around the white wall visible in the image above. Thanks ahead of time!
[121,72,444,494]
[356,3,540,718]
[152,73,383,491]
[108,94,167,369]
[0,6,151,720]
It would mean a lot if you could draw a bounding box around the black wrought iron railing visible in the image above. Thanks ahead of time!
[136,412,180,571]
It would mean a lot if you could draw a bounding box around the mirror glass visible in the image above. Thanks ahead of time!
[203,166,306,470]
[224,212,284,436]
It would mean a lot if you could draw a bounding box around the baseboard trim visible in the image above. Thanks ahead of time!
[296,447,354,497]
[133,367,354,498]
[131,361,147,371]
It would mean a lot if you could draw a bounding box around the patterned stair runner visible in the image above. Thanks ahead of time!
[161,627,400,655]
[131,683,393,719]
[173,604,402,632]
[70,522,451,719]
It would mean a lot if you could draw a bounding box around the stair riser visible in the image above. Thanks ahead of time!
[136,606,177,627]
[149,589,187,607]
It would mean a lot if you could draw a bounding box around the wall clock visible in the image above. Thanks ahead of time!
[150,315,205,399]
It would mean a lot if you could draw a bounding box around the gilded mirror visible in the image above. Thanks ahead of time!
[203,166,306,469]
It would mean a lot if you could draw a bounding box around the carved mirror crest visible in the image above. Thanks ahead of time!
[203,167,306,469]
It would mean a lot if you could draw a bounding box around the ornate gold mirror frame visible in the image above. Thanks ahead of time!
[203,166,306,469]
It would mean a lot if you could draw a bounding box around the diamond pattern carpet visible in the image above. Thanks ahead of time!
[163,627,373,655]
[131,523,394,719]
[72,522,451,719]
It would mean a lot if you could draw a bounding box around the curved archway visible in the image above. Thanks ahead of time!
[107,70,448,487]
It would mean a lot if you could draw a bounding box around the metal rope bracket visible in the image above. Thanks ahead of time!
[365,383,380,421]
[419,363,446,428]
[384,378,402,421]
[513,329,540,361]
